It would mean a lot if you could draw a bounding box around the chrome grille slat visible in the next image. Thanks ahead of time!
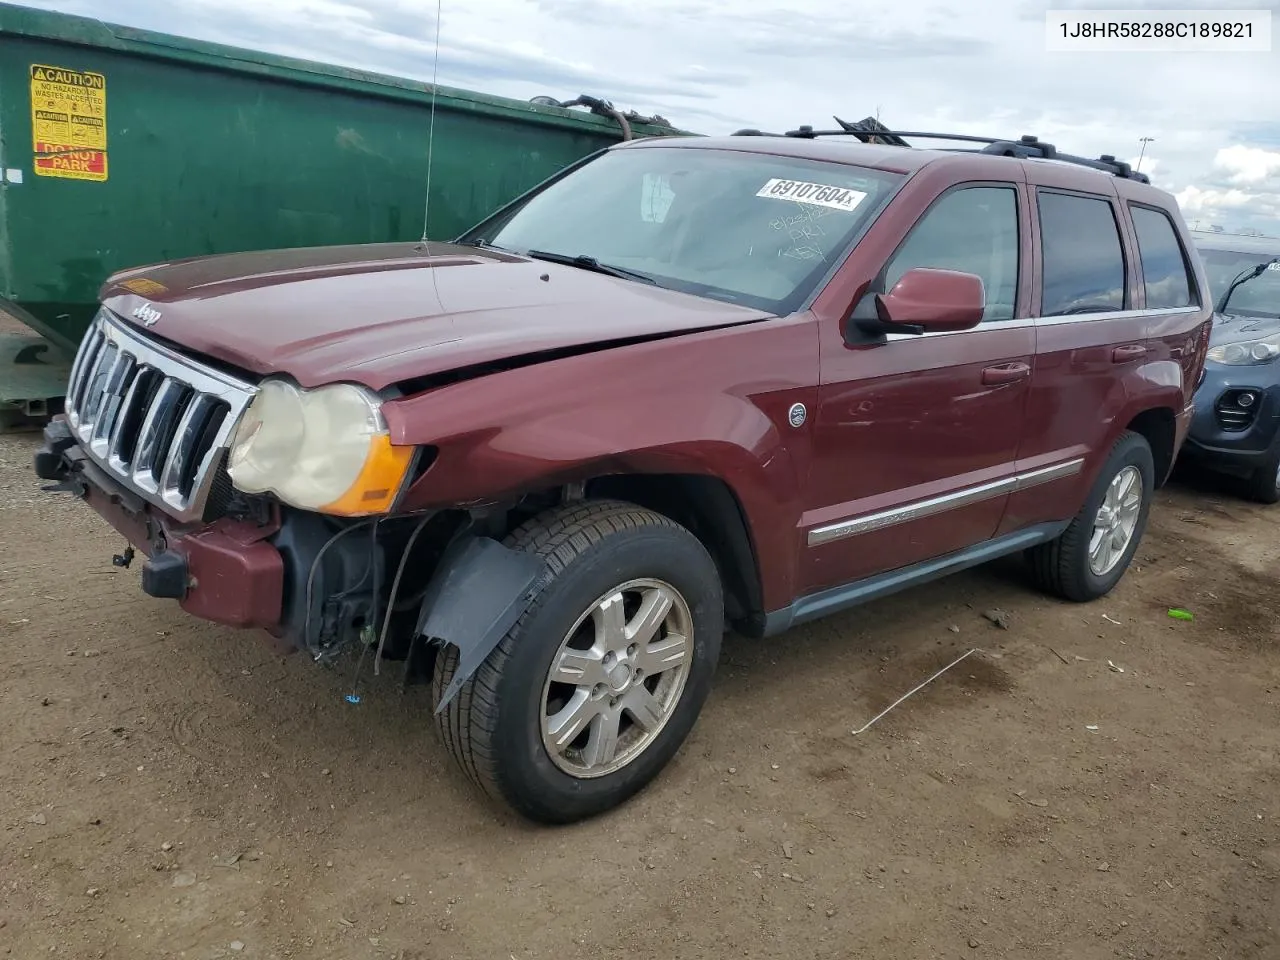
[65,326,100,416]
[85,346,124,430]
[70,327,107,417]
[61,309,257,522]
[75,339,115,431]
[132,377,186,493]
[89,353,135,456]
[107,367,152,472]
[160,393,214,503]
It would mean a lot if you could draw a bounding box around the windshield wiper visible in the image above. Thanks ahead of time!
[524,249,656,284]
[458,238,508,250]
[1218,256,1280,314]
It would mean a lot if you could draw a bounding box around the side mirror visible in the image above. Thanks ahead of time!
[858,267,986,336]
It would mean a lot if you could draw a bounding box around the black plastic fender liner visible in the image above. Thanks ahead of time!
[416,535,549,713]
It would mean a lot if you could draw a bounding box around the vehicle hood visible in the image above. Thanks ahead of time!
[1210,312,1280,346]
[100,242,774,391]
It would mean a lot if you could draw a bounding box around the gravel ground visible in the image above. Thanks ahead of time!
[0,429,1276,960]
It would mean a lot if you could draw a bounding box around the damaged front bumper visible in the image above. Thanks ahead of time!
[35,417,286,629]
[35,417,548,709]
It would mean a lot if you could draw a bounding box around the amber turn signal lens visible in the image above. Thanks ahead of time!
[320,434,415,516]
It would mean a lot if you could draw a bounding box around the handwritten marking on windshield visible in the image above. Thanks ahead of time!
[771,204,834,262]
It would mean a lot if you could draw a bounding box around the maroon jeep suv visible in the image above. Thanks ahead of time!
[35,128,1212,823]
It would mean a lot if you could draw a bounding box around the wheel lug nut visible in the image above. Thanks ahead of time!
[627,644,637,656]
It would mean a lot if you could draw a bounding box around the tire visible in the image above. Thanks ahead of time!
[1027,430,1155,603]
[1243,445,1280,504]
[432,499,723,824]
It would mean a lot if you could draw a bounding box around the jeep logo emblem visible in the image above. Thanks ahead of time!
[132,303,161,327]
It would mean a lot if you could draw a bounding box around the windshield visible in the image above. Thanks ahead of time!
[1197,246,1280,318]
[467,146,904,313]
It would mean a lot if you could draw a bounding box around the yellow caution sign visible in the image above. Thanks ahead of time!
[30,63,108,181]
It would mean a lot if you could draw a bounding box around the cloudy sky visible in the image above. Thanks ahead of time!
[17,0,1280,234]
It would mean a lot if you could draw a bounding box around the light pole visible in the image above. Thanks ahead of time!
[1136,136,1155,172]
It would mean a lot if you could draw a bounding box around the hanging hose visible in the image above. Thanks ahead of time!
[527,93,678,141]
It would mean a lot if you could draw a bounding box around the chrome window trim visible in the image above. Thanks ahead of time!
[807,457,1085,547]
[882,305,1200,341]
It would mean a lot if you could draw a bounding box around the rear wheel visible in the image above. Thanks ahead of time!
[1028,430,1154,602]
[432,499,723,824]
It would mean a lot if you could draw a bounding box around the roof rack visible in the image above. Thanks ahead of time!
[730,115,1150,184]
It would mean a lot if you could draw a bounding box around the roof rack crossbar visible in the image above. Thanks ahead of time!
[732,119,1150,183]
[786,124,1001,145]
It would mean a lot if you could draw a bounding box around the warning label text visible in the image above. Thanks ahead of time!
[30,63,108,181]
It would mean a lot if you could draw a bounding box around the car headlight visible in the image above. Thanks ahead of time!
[226,379,414,516]
[1207,334,1280,365]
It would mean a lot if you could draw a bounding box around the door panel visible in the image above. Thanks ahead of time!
[805,324,1035,593]
[804,183,1032,595]
[1001,184,1145,533]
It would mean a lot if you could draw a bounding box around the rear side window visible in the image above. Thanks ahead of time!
[1130,205,1195,308]
[1037,191,1127,316]
[884,185,1020,321]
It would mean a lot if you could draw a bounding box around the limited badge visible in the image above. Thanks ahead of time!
[788,402,807,428]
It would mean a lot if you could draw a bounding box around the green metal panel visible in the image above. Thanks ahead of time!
[0,2,693,355]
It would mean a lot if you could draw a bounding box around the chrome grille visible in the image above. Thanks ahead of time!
[65,310,256,522]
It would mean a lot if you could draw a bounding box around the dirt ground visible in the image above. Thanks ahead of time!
[1,429,1277,960]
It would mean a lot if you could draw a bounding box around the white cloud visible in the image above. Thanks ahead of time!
[1173,145,1280,229]
[13,0,1280,234]
[1178,185,1255,212]
[1214,145,1280,186]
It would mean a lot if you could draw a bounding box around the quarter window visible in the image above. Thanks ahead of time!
[1037,191,1127,316]
[1130,205,1195,309]
[884,186,1020,322]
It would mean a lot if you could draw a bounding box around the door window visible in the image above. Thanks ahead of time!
[1037,191,1127,316]
[1129,205,1196,309]
[884,186,1020,322]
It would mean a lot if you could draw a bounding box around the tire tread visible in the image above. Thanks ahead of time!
[432,500,685,806]
[1027,429,1151,602]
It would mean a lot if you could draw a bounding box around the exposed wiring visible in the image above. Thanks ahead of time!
[302,519,380,659]
[326,522,377,604]
[372,512,437,676]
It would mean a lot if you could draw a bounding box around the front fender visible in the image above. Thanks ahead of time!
[382,317,819,610]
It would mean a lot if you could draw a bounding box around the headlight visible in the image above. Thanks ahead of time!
[227,379,414,516]
[1207,334,1280,366]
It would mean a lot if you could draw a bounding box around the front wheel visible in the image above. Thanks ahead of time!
[1027,430,1154,602]
[432,500,723,824]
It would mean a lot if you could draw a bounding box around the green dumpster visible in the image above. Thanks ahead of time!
[0,2,692,419]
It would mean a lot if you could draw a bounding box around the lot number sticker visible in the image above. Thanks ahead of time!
[757,178,866,212]
[30,64,108,181]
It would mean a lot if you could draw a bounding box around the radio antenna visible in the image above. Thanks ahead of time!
[419,0,444,245]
